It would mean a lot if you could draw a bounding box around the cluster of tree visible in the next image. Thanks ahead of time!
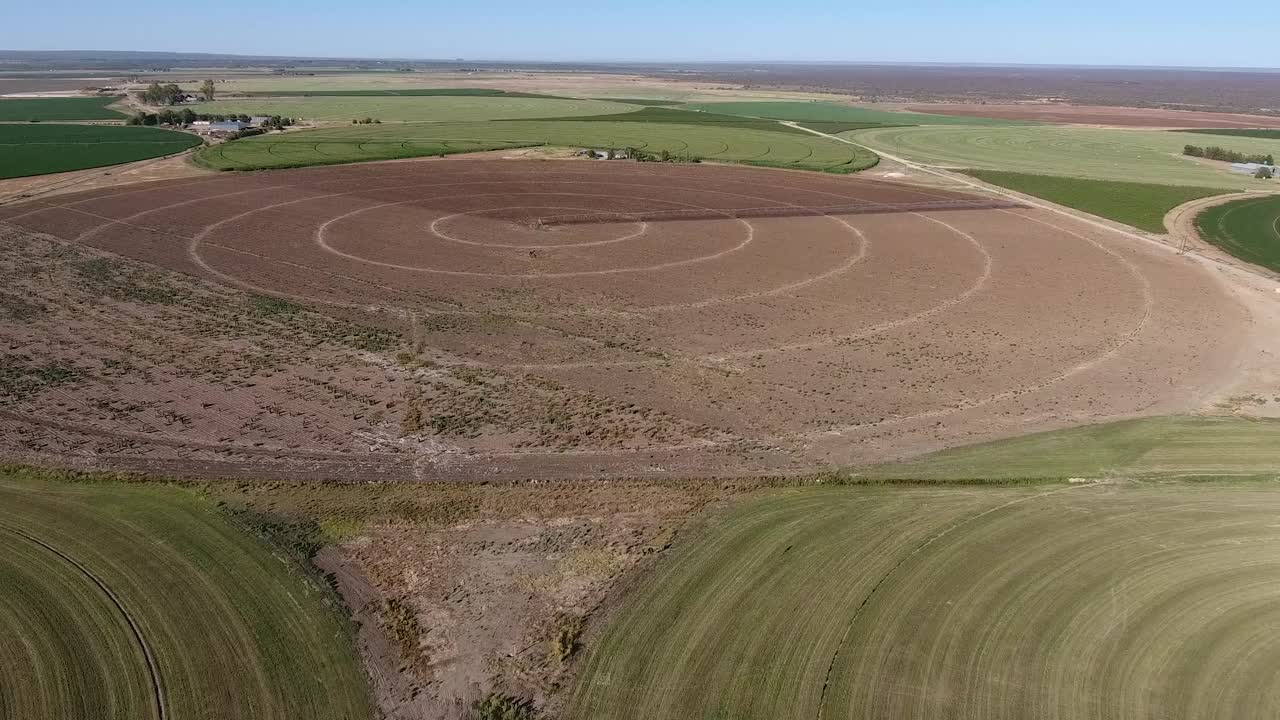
[625,147,700,164]
[127,108,294,129]
[351,117,381,124]
[1183,144,1275,165]
[1257,166,1274,179]
[135,82,187,106]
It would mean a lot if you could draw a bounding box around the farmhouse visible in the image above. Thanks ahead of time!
[1230,162,1275,175]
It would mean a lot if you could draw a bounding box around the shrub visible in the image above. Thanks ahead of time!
[471,693,536,720]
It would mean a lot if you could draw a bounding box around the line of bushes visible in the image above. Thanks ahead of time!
[1183,144,1275,165]
[127,108,295,130]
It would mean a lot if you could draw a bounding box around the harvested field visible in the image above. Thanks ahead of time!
[0,158,1252,480]
[905,103,1280,128]
[192,96,635,122]
[570,481,1280,720]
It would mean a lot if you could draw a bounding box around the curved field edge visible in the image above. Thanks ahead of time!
[0,125,202,180]
[194,120,878,174]
[964,170,1226,233]
[568,416,1280,719]
[0,466,374,720]
[1194,194,1280,273]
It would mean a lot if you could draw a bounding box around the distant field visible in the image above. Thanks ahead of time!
[965,170,1224,232]
[196,119,878,173]
[0,96,125,121]
[1182,128,1280,140]
[0,124,201,179]
[0,469,372,720]
[241,88,556,97]
[522,106,812,134]
[1195,194,1280,273]
[192,96,635,122]
[849,125,1280,188]
[571,480,1280,720]
[682,100,1030,126]
[588,98,683,106]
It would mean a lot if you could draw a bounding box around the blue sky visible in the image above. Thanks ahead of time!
[4,0,1280,68]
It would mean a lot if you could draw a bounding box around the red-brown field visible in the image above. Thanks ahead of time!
[0,158,1250,480]
[905,102,1280,128]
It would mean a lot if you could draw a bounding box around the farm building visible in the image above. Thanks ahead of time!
[195,121,248,137]
[1230,162,1275,175]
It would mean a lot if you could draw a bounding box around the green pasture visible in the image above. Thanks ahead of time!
[523,106,811,134]
[682,100,1029,126]
[0,125,201,179]
[241,88,553,97]
[191,96,635,122]
[848,125,1280,188]
[196,120,878,173]
[965,170,1225,232]
[0,96,126,121]
[1195,194,1280,273]
[570,415,1280,720]
[0,469,372,720]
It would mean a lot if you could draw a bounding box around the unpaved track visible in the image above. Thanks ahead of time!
[0,158,1256,479]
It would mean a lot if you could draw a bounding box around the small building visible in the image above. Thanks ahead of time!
[1230,162,1275,175]
[249,116,272,127]
[195,121,248,137]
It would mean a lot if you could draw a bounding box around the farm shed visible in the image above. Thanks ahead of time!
[1230,162,1275,175]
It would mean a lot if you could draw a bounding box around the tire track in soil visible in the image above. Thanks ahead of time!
[0,521,168,720]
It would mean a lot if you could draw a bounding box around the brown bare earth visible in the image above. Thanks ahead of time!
[905,102,1280,128]
[0,157,1252,480]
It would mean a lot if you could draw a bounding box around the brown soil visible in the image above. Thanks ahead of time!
[0,157,1253,479]
[905,103,1280,128]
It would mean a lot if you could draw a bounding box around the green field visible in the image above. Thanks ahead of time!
[588,98,683,106]
[682,100,1029,126]
[1195,194,1280,272]
[242,88,554,97]
[965,170,1225,232]
[848,125,1280,188]
[0,469,372,720]
[521,106,811,134]
[192,96,635,122]
[570,416,1280,720]
[0,125,202,179]
[196,120,878,173]
[0,96,126,121]
[1181,128,1280,140]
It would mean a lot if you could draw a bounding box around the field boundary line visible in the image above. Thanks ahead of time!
[0,521,167,720]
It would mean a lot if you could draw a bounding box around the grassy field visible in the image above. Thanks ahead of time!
[682,100,1030,126]
[191,96,635,122]
[849,125,1280,188]
[522,106,812,134]
[0,96,126,121]
[196,120,878,173]
[241,88,555,97]
[1195,194,1280,272]
[0,468,372,720]
[0,125,202,179]
[965,170,1225,232]
[570,416,1280,720]
[1181,128,1280,140]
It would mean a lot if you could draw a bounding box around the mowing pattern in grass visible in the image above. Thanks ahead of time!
[683,100,1030,126]
[0,469,372,720]
[861,415,1280,480]
[196,120,878,173]
[571,419,1280,719]
[0,96,126,121]
[964,170,1224,232]
[242,88,560,98]
[1195,194,1280,273]
[1180,128,1280,140]
[0,125,201,180]
[850,125,1280,188]
[516,106,811,134]
[192,96,634,123]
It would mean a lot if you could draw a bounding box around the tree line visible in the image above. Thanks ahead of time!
[127,108,294,129]
[135,80,217,106]
[1183,144,1275,165]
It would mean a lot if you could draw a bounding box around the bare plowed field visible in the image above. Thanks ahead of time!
[904,103,1280,128]
[0,159,1250,479]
